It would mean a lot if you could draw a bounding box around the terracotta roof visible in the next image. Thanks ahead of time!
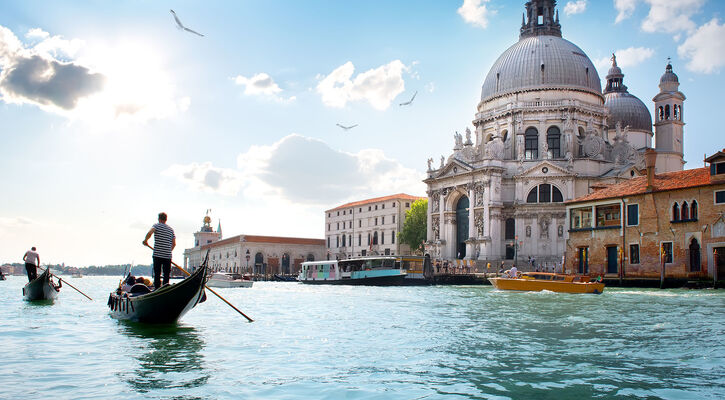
[201,234,324,249]
[705,149,725,163]
[568,167,713,204]
[327,193,426,212]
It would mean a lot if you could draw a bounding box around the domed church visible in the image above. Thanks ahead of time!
[424,0,686,265]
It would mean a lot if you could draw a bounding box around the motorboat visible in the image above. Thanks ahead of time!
[207,272,253,288]
[489,272,605,294]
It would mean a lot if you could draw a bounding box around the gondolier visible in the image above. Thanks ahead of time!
[142,212,176,289]
[23,246,40,282]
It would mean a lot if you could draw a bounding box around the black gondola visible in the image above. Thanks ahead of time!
[107,263,208,324]
[273,274,298,282]
[23,268,60,301]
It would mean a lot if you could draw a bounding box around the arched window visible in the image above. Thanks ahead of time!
[373,231,378,245]
[525,127,538,160]
[342,234,346,247]
[672,203,680,221]
[681,201,689,220]
[659,106,664,121]
[673,104,679,120]
[547,126,561,158]
[526,184,564,203]
[691,200,698,219]
[665,104,670,120]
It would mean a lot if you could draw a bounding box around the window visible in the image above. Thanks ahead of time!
[382,216,385,224]
[571,207,592,230]
[665,104,670,119]
[349,221,352,228]
[525,127,538,160]
[547,126,561,158]
[626,204,639,226]
[336,222,339,230]
[343,210,345,215]
[629,244,640,264]
[327,224,330,231]
[681,202,689,220]
[716,191,725,205]
[375,205,378,210]
[393,203,396,207]
[368,206,371,211]
[358,234,361,246]
[672,203,680,221]
[392,215,396,224]
[691,201,698,219]
[381,231,384,244]
[359,208,362,212]
[359,220,362,228]
[661,242,673,263]
[342,235,346,247]
[406,202,410,207]
[373,232,378,245]
[527,184,563,203]
[505,218,515,240]
[367,234,370,245]
[596,205,621,227]
[375,217,378,226]
[349,235,352,247]
[328,213,330,218]
[391,231,395,244]
[337,211,340,216]
[382,204,385,209]
[712,163,725,175]
[336,236,339,247]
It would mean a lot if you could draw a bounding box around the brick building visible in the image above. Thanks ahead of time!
[565,150,725,282]
[183,214,325,276]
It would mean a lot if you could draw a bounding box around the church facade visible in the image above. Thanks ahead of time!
[424,0,685,266]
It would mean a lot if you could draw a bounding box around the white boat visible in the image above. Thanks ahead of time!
[206,272,253,288]
[299,257,407,285]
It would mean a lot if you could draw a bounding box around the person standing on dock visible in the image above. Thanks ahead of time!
[142,212,176,289]
[22,246,40,282]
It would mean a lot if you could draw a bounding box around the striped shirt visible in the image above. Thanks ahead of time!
[152,223,175,259]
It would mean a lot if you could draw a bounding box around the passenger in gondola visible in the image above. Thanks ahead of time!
[121,275,136,292]
[23,246,40,282]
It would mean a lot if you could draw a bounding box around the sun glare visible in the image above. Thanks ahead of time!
[73,39,186,127]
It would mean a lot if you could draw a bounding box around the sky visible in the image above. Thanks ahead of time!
[1,0,723,266]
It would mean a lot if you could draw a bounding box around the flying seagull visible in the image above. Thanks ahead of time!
[399,91,417,106]
[336,123,358,131]
[170,9,204,37]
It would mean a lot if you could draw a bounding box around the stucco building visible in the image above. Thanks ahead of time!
[325,193,425,260]
[565,150,725,281]
[183,214,325,276]
[424,0,684,266]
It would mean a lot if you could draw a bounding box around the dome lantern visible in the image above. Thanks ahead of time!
[520,0,562,39]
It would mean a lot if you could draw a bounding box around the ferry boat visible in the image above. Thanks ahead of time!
[206,272,253,288]
[299,257,407,285]
[489,272,605,294]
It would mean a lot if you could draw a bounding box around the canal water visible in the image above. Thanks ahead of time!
[1,276,723,399]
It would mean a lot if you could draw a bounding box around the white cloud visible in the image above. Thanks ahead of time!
[678,18,725,73]
[233,72,295,102]
[641,0,705,33]
[164,134,425,205]
[0,24,189,125]
[162,162,245,196]
[316,60,408,110]
[25,28,49,40]
[614,0,638,24]
[564,1,587,16]
[594,46,655,72]
[457,0,495,29]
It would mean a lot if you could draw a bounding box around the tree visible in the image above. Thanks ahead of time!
[398,199,427,253]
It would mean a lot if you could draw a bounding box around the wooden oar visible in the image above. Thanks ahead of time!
[144,244,253,322]
[36,265,93,300]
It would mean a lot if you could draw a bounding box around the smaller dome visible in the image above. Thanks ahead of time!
[203,215,211,224]
[660,63,679,84]
[604,92,652,131]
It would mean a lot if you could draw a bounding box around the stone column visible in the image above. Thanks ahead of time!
[426,190,433,241]
[467,185,476,259]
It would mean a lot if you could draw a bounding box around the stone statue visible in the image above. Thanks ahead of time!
[516,113,523,133]
[454,132,463,149]
[542,137,549,159]
[563,111,574,133]
[525,225,531,237]
[475,212,484,237]
[474,184,485,207]
[440,155,445,169]
[540,218,550,238]
[427,157,433,171]
[464,127,473,146]
[565,151,574,170]
[432,216,440,240]
[558,225,564,237]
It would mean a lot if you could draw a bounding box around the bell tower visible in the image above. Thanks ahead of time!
[653,60,686,172]
[520,0,562,39]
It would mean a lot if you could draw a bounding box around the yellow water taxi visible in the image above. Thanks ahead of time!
[489,272,605,294]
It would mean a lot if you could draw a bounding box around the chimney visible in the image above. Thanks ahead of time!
[644,148,657,192]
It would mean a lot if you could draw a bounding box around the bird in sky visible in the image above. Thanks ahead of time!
[399,91,417,106]
[336,123,358,131]
[170,9,204,37]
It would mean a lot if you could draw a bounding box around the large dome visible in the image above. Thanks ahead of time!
[604,92,652,131]
[481,35,602,101]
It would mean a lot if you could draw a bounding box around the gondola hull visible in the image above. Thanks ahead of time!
[108,264,208,324]
[23,268,59,301]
